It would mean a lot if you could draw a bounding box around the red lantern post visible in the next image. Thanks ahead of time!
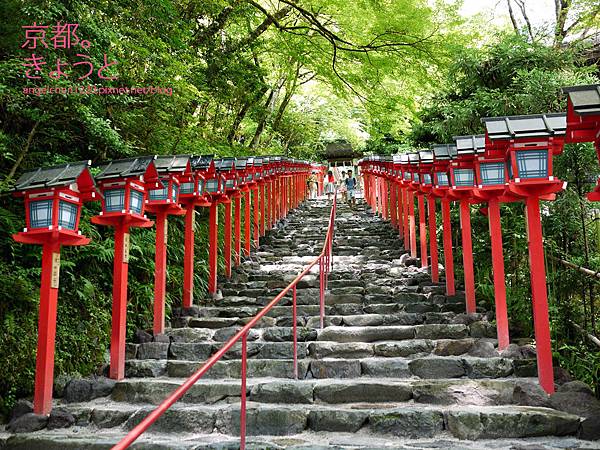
[145,156,190,334]
[482,113,567,394]
[431,144,457,296]
[179,156,214,308]
[417,150,438,281]
[13,162,99,414]
[92,156,160,380]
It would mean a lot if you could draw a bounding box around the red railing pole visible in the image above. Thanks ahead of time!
[260,183,265,237]
[110,222,129,380]
[408,191,417,257]
[293,284,298,380]
[488,198,509,350]
[240,331,248,449]
[402,188,409,250]
[417,193,428,268]
[253,187,259,247]
[208,202,219,294]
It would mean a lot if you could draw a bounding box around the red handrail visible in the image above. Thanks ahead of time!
[113,193,337,450]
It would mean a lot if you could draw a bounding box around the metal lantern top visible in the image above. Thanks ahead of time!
[482,113,567,154]
[145,155,191,213]
[215,157,238,197]
[93,156,159,226]
[418,150,434,189]
[176,155,214,205]
[562,84,600,144]
[454,135,485,156]
[482,113,567,197]
[431,144,456,194]
[95,155,159,184]
[13,161,99,246]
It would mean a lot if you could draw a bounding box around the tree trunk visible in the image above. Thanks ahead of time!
[227,100,251,144]
[7,120,40,180]
[249,89,275,148]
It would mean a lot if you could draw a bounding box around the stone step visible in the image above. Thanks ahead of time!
[5,429,598,450]
[21,401,581,440]
[125,355,521,380]
[109,377,538,407]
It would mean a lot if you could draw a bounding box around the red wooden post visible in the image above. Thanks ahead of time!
[526,196,555,393]
[488,198,510,350]
[402,187,409,249]
[224,200,232,278]
[253,187,260,247]
[33,241,60,415]
[418,193,428,268]
[234,196,242,266]
[441,198,456,296]
[408,191,417,257]
[260,182,266,236]
[182,206,195,308]
[390,182,397,228]
[459,199,476,313]
[427,195,439,282]
[208,202,219,294]
[153,212,168,334]
[244,191,251,256]
[110,222,130,380]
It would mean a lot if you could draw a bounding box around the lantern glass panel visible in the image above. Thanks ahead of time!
[403,172,411,181]
[412,173,419,182]
[480,162,505,185]
[149,187,168,201]
[436,172,449,186]
[515,150,548,179]
[246,174,253,182]
[423,174,432,185]
[58,201,78,230]
[104,188,125,212]
[225,178,235,189]
[180,182,194,194]
[171,184,179,202]
[29,199,53,228]
[129,189,144,214]
[197,179,204,194]
[205,179,219,193]
[454,168,474,187]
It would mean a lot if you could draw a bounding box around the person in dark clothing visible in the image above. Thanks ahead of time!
[345,170,357,207]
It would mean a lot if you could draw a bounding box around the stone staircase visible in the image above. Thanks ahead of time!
[2,198,599,449]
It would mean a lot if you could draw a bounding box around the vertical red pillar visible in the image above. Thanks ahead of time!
[418,194,428,268]
[427,195,439,283]
[488,198,510,350]
[208,202,218,294]
[153,212,168,335]
[234,196,242,266]
[459,200,476,314]
[390,183,397,228]
[244,191,251,256]
[260,183,266,236]
[110,222,130,380]
[402,188,409,250]
[33,241,60,415]
[253,187,260,247]
[182,206,195,308]
[224,200,232,278]
[525,196,555,394]
[441,198,456,296]
[408,191,417,257]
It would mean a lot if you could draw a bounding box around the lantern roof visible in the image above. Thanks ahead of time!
[454,135,485,155]
[236,158,249,170]
[562,84,600,115]
[407,152,420,165]
[253,157,264,167]
[433,144,457,160]
[392,154,403,164]
[14,160,96,193]
[215,157,236,172]
[399,154,410,164]
[418,150,434,164]
[190,155,214,171]
[154,155,190,174]
[95,156,158,180]
[482,113,567,140]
